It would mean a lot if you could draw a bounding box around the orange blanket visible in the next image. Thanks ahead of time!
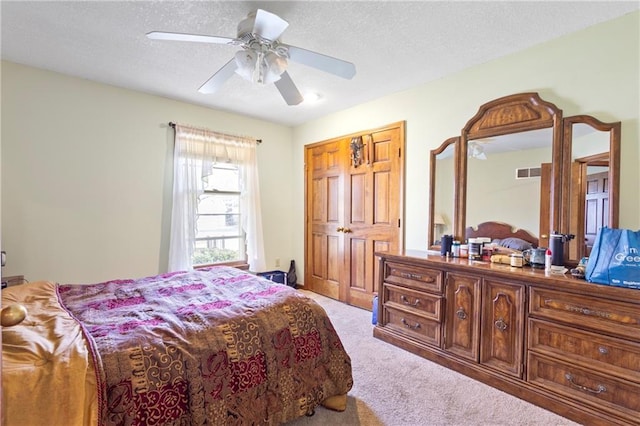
[2,281,98,426]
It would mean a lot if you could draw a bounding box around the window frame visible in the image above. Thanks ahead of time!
[192,165,247,268]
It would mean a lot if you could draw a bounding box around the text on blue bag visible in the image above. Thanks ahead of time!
[585,227,640,289]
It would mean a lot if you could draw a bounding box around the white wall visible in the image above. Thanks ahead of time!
[292,11,639,279]
[466,147,550,235]
[1,62,294,283]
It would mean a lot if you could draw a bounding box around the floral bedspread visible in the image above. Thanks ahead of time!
[57,266,353,425]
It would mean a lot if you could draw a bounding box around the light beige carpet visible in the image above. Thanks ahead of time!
[287,290,581,426]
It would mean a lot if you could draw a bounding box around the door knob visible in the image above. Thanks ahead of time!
[456,308,467,320]
[336,227,344,232]
[343,228,352,233]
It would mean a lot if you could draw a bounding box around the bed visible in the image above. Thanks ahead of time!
[1,266,353,425]
[465,221,539,248]
[465,221,540,265]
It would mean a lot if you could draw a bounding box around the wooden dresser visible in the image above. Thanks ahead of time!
[374,250,640,426]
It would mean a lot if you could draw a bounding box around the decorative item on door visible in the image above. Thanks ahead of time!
[350,136,364,167]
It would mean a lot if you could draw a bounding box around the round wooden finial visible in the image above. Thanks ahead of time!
[1,304,27,327]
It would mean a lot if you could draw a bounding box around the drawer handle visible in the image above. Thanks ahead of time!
[398,271,435,282]
[598,346,609,355]
[456,308,467,320]
[494,318,508,332]
[543,299,612,320]
[400,295,420,307]
[401,318,421,330]
[565,373,607,395]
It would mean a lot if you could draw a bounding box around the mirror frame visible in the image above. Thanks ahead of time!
[561,115,621,264]
[456,93,563,242]
[428,137,459,249]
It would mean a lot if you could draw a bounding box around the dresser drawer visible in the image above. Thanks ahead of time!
[383,261,443,293]
[384,305,442,347]
[528,352,640,423]
[529,287,640,340]
[529,318,640,384]
[383,283,443,321]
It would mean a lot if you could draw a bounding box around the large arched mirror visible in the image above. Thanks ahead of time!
[464,128,553,245]
[428,137,458,249]
[562,115,620,264]
[430,92,622,267]
[456,93,563,247]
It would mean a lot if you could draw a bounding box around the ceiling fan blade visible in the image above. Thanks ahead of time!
[146,31,236,45]
[286,45,356,79]
[198,59,237,94]
[252,9,289,41]
[274,71,303,106]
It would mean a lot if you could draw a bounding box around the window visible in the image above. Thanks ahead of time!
[193,163,245,266]
[168,123,266,272]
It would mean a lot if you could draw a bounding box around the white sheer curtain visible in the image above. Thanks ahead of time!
[168,124,266,272]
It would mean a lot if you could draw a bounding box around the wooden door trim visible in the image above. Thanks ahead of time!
[568,152,609,260]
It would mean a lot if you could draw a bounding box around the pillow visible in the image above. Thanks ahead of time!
[490,246,518,255]
[492,237,533,251]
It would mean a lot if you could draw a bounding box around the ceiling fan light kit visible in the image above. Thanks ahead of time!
[233,49,286,85]
[146,8,356,106]
[468,141,487,160]
[303,92,322,103]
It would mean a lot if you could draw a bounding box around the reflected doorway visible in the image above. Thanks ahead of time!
[570,152,609,258]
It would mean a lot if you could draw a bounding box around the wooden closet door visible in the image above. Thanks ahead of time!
[343,126,403,309]
[305,122,404,310]
[305,140,345,300]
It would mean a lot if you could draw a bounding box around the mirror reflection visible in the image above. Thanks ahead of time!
[567,122,613,261]
[465,128,552,243]
[429,138,457,247]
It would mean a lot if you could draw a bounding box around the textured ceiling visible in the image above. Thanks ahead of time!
[2,1,638,127]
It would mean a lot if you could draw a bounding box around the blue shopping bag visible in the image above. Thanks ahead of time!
[585,227,640,289]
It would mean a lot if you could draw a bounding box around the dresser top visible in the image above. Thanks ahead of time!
[376,249,640,304]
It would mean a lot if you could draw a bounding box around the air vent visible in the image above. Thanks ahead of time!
[516,167,542,179]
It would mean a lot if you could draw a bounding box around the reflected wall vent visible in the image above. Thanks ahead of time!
[516,167,542,179]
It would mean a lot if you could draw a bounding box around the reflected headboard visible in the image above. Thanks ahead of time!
[465,221,539,248]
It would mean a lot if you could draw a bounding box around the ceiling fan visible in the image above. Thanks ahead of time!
[146,9,356,106]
